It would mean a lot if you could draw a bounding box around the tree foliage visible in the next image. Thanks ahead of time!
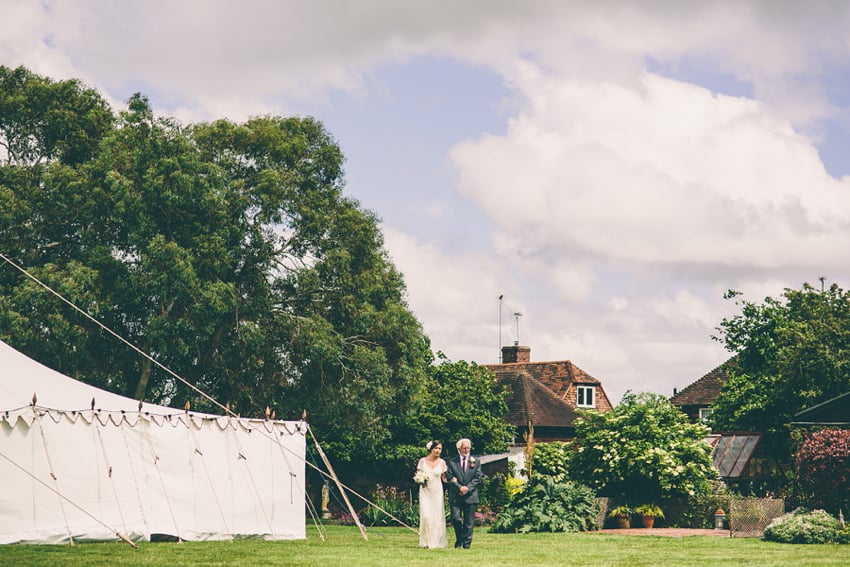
[710,284,850,463]
[385,353,513,469]
[0,66,432,471]
[531,441,571,482]
[0,65,113,166]
[568,391,715,503]
[794,429,850,515]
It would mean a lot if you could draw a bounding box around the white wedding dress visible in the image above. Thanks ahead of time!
[417,457,447,548]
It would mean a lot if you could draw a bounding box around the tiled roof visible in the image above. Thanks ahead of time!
[493,370,580,428]
[670,357,736,407]
[486,359,601,400]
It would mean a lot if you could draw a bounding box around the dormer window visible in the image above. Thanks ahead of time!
[577,385,595,408]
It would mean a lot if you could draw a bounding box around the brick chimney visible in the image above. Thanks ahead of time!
[501,344,530,363]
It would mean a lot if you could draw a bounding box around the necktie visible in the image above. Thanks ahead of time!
[461,457,466,471]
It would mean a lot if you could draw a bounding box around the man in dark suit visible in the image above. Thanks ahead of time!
[445,437,483,549]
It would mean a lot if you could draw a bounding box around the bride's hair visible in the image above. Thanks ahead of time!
[426,439,441,452]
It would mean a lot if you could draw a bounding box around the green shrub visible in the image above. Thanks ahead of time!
[663,481,733,528]
[479,471,512,512]
[359,485,418,527]
[635,503,664,518]
[489,475,599,533]
[533,442,571,481]
[568,392,714,503]
[763,508,847,544]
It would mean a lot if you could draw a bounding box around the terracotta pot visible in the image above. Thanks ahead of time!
[616,515,631,529]
[641,515,655,529]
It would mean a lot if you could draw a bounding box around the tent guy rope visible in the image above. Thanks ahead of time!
[32,406,75,545]
[0,251,230,417]
[0,451,138,548]
[0,251,417,542]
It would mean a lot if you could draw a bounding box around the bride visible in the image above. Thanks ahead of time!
[414,439,447,548]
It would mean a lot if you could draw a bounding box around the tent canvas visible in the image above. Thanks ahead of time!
[0,339,306,544]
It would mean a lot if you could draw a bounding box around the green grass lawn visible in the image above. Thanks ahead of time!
[2,526,850,566]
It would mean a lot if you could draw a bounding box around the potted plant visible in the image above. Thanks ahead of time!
[607,505,633,529]
[635,503,664,528]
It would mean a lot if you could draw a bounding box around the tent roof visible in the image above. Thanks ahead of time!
[0,339,300,432]
[1,339,168,413]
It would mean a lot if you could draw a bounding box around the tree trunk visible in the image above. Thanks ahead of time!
[133,356,151,401]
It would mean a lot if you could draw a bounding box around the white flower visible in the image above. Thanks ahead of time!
[413,470,428,486]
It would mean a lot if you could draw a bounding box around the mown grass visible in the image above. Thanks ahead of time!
[2,526,850,566]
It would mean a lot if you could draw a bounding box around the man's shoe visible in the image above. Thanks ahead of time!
[462,544,470,549]
[454,542,462,548]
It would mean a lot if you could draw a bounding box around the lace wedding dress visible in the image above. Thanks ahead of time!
[416,457,447,548]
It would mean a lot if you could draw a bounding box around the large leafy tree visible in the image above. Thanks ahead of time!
[379,353,513,478]
[0,65,113,166]
[0,67,432,471]
[568,391,715,503]
[710,284,850,463]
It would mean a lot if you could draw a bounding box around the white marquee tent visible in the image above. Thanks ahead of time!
[0,339,306,545]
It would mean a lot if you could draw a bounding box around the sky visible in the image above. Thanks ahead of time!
[4,1,850,404]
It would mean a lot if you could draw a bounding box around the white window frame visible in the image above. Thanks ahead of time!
[576,385,595,408]
[699,407,714,421]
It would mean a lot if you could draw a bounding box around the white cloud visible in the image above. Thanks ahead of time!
[5,1,849,128]
[5,0,850,406]
[452,72,850,273]
[382,226,513,364]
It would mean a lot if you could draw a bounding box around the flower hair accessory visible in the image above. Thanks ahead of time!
[426,441,434,451]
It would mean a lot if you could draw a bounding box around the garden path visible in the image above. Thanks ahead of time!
[598,528,730,537]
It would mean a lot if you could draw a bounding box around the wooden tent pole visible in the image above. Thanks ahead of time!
[308,426,368,541]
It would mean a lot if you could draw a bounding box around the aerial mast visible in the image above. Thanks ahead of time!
[498,295,504,362]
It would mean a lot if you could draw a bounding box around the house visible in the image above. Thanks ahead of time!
[672,356,782,494]
[669,357,736,423]
[484,344,613,444]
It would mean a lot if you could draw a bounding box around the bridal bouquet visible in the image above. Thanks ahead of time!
[413,470,429,486]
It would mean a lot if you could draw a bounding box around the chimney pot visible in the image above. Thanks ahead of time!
[501,345,531,363]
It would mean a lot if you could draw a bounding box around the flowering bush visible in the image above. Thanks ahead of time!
[474,507,497,526]
[763,508,849,544]
[795,429,850,514]
[336,511,360,526]
[568,391,714,503]
[533,442,571,482]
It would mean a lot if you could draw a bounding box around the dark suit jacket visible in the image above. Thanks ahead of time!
[445,454,483,505]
